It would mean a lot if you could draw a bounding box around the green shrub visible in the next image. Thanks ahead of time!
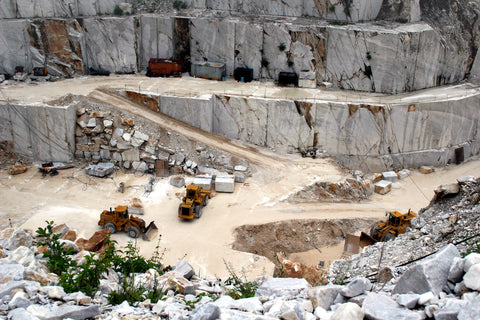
[36,221,75,275]
[113,5,123,16]
[261,57,269,68]
[287,60,294,67]
[278,42,286,52]
[224,262,259,299]
[173,0,187,9]
[329,5,336,12]
[366,51,372,60]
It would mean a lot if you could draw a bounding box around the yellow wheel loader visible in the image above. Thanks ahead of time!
[98,205,158,241]
[368,209,417,242]
[178,184,211,220]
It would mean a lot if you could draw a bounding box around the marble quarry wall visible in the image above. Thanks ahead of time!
[0,12,473,93]
[0,102,76,161]
[147,91,480,172]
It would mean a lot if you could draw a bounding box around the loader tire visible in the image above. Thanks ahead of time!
[128,226,140,239]
[370,224,379,238]
[203,195,209,206]
[383,232,395,242]
[195,205,202,219]
[104,223,116,234]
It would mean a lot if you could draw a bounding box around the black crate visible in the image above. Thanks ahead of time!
[278,72,298,87]
[234,67,254,82]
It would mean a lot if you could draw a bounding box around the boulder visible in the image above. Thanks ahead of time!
[341,277,371,298]
[374,180,392,195]
[9,291,32,309]
[382,171,398,183]
[463,264,480,291]
[256,278,311,299]
[434,183,460,199]
[464,253,480,272]
[2,229,33,251]
[419,166,434,174]
[170,176,185,188]
[189,303,220,320]
[393,244,460,295]
[396,293,419,309]
[434,299,468,320]
[27,304,100,320]
[193,176,213,190]
[75,230,109,252]
[458,295,480,320]
[85,162,114,177]
[235,297,264,314]
[0,262,25,283]
[307,285,343,310]
[448,257,466,283]
[8,164,27,175]
[363,292,423,320]
[397,169,411,179]
[172,260,195,280]
[215,176,235,193]
[330,302,363,320]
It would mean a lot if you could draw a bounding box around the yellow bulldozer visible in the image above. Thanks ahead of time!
[98,205,158,241]
[178,184,211,219]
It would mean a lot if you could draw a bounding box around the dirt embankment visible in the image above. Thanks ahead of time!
[232,218,376,269]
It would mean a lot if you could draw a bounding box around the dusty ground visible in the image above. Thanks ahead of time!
[1,75,480,279]
[1,157,479,279]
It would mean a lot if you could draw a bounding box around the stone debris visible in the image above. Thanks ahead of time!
[7,164,27,175]
[0,221,479,320]
[170,176,185,188]
[85,162,114,177]
[128,198,144,215]
[419,166,435,174]
[374,180,392,195]
[397,169,411,180]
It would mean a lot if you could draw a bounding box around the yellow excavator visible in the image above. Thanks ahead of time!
[98,206,158,241]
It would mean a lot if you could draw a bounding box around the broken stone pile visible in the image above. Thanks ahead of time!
[329,176,480,283]
[2,221,480,320]
[73,96,250,177]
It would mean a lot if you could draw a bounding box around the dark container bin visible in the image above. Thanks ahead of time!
[278,72,298,87]
[146,58,182,77]
[234,67,254,82]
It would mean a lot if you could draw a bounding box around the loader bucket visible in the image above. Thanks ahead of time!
[359,232,377,247]
[343,234,360,254]
[142,221,158,241]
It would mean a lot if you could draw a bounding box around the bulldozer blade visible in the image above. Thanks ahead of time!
[142,222,158,241]
[360,232,377,247]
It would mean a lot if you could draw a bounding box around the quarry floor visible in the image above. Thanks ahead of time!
[1,75,480,279]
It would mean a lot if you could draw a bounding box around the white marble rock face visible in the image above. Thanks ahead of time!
[82,17,137,74]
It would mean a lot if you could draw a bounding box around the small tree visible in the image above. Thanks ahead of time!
[113,5,123,16]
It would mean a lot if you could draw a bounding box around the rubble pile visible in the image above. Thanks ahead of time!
[70,95,251,177]
[329,176,480,282]
[1,221,480,320]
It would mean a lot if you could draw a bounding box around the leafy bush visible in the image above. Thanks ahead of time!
[224,262,259,299]
[287,60,294,67]
[36,221,75,275]
[261,57,270,68]
[278,42,286,52]
[36,221,166,301]
[173,0,187,9]
[113,5,123,16]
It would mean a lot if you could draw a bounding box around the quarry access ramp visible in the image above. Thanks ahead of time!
[89,87,334,171]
